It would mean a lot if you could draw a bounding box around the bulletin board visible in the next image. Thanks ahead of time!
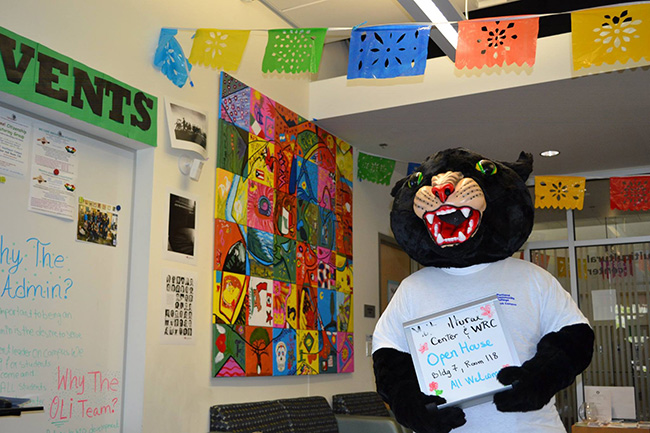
[212,73,354,377]
[403,295,520,408]
[0,104,134,433]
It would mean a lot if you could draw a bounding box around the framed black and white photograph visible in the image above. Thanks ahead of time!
[164,189,198,264]
[165,97,208,159]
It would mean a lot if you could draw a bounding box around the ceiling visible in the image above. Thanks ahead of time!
[257,0,650,179]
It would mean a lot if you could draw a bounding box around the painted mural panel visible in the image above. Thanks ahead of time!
[213,72,353,377]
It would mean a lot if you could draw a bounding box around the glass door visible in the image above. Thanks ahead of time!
[577,242,650,420]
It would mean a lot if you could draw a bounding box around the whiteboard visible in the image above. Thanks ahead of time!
[0,104,133,433]
[403,294,520,409]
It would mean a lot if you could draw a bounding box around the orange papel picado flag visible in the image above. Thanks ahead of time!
[572,4,650,70]
[535,176,586,210]
[455,16,539,69]
[188,29,250,71]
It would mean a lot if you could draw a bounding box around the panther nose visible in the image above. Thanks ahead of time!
[432,183,455,202]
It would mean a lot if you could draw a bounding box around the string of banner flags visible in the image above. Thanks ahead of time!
[154,2,650,212]
[154,1,650,86]
[356,152,650,212]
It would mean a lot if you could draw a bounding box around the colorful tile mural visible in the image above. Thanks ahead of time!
[213,72,354,377]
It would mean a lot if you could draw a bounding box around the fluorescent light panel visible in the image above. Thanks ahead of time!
[397,0,463,61]
[412,0,458,48]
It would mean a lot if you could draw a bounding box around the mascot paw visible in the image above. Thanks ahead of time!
[373,348,466,432]
[494,324,595,413]
[427,403,467,433]
[493,366,551,412]
[391,391,466,433]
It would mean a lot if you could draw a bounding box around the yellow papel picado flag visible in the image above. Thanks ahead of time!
[572,4,650,70]
[189,29,250,71]
[535,176,586,210]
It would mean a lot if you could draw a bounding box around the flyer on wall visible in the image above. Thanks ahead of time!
[28,124,79,220]
[0,108,32,178]
[161,268,196,344]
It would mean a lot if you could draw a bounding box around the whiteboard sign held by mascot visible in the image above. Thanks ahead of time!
[372,148,594,433]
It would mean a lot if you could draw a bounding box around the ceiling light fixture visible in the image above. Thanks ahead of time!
[396,0,464,61]
[540,150,560,157]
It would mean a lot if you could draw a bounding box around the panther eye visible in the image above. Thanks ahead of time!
[408,172,424,188]
[475,160,497,176]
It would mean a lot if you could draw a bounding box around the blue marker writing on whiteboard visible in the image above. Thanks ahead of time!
[0,235,24,274]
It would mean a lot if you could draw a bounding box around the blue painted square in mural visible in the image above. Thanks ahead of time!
[247,228,274,279]
[318,206,335,251]
[317,288,338,332]
[273,328,297,376]
[296,156,319,205]
[347,25,431,79]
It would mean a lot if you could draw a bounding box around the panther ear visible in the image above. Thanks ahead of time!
[391,177,408,197]
[502,151,533,182]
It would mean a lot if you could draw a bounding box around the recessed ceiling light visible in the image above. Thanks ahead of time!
[540,150,560,157]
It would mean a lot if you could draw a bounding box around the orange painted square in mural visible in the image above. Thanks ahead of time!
[245,326,273,376]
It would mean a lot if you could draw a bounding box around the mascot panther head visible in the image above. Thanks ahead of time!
[390,148,534,268]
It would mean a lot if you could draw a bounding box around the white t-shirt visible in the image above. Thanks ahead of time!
[373,257,589,433]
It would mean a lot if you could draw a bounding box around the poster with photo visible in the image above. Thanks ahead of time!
[161,268,196,344]
[76,198,119,247]
[165,190,198,264]
[165,97,208,159]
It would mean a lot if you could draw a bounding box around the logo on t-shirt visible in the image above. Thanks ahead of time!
[497,293,517,307]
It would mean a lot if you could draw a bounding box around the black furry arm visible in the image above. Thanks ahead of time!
[373,348,466,433]
[494,323,595,412]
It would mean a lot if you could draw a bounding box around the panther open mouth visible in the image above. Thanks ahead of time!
[423,205,481,247]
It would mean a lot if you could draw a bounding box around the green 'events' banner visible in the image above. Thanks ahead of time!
[0,26,157,147]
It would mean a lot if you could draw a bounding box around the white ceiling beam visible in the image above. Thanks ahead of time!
[396,0,465,61]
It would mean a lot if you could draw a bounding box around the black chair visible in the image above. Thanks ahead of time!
[332,391,412,433]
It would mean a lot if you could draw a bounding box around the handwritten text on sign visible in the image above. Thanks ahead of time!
[405,296,519,406]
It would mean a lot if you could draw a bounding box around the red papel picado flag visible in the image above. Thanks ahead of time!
[610,176,650,210]
[455,16,539,69]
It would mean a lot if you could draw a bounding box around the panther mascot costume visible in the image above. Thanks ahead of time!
[373,148,594,433]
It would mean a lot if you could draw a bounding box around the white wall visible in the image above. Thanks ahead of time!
[0,1,402,432]
[309,33,650,120]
